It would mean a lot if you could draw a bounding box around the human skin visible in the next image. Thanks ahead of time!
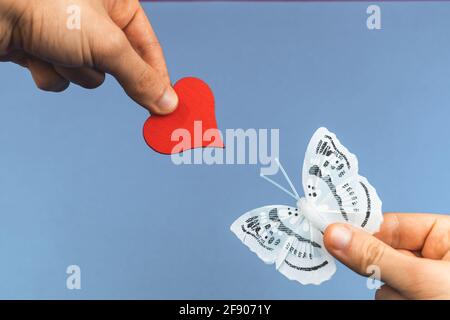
[0,0,178,114]
[324,213,450,299]
[2,1,449,301]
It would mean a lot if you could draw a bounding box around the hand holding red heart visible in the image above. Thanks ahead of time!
[0,0,178,114]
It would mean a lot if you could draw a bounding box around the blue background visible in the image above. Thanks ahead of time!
[1,2,449,299]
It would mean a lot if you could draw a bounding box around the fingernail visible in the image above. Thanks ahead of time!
[155,87,178,113]
[328,225,352,250]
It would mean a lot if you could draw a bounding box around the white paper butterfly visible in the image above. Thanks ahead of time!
[230,127,383,285]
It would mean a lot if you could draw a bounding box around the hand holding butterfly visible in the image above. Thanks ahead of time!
[232,128,448,294]
[324,213,450,300]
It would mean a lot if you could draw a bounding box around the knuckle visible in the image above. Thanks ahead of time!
[134,67,162,100]
[359,239,386,272]
[80,75,105,90]
[422,218,450,259]
[431,232,450,257]
[35,78,68,92]
[79,81,101,90]
[98,30,128,59]
[135,40,162,57]
[34,79,50,91]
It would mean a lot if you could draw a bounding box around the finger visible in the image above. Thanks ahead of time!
[54,66,105,89]
[442,251,450,261]
[375,285,405,300]
[93,27,177,114]
[324,223,423,290]
[121,6,170,85]
[28,58,70,92]
[397,249,419,257]
[0,50,29,67]
[376,213,450,259]
[106,1,170,84]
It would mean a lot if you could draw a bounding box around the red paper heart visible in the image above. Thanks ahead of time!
[143,77,224,155]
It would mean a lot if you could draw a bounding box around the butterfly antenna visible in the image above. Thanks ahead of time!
[275,158,300,199]
[260,158,300,201]
[260,174,298,200]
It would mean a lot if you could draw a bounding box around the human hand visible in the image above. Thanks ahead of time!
[324,213,450,299]
[0,0,178,114]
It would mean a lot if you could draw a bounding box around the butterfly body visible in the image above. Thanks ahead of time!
[297,197,328,232]
[231,127,383,285]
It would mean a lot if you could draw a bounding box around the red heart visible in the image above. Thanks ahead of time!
[143,77,224,155]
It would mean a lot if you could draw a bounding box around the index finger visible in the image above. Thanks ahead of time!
[122,5,171,85]
[375,213,449,251]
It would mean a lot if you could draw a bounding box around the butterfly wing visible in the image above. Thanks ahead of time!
[276,224,336,285]
[230,205,336,285]
[302,127,383,233]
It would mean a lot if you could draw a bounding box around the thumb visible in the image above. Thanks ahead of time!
[94,29,178,114]
[324,223,418,290]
